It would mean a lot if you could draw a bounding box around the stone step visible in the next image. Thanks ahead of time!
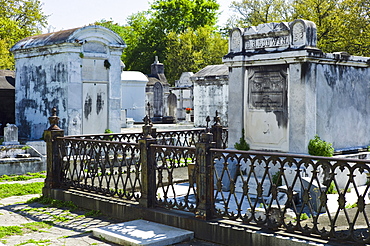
[92,219,194,246]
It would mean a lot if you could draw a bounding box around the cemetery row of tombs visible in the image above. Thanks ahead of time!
[3,19,370,235]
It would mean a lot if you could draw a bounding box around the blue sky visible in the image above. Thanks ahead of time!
[40,0,234,33]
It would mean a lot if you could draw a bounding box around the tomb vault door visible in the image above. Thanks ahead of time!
[82,58,109,134]
[245,65,289,151]
[153,82,163,117]
[82,82,108,134]
[168,93,177,117]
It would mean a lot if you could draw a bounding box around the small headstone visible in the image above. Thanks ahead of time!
[214,157,239,191]
[302,177,326,213]
[92,220,194,246]
[3,124,19,145]
[235,176,271,197]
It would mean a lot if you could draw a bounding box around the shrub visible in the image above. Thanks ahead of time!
[234,129,250,151]
[272,172,282,186]
[308,135,334,157]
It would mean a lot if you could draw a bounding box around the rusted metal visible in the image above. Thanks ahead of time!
[43,108,64,192]
[195,132,215,220]
[139,135,157,207]
[58,137,141,201]
[47,107,61,131]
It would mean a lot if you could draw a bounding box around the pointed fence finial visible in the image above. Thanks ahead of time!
[143,115,152,126]
[47,107,61,130]
[206,116,211,132]
[213,110,221,126]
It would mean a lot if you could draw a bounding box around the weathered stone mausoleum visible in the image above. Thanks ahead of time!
[11,26,126,139]
[224,19,370,153]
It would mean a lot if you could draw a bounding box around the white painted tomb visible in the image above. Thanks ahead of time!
[11,26,126,139]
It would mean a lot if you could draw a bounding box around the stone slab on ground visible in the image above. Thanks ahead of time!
[92,219,194,246]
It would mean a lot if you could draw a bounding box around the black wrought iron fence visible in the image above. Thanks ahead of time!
[66,128,207,147]
[58,137,141,202]
[43,109,370,244]
[211,148,370,243]
[151,144,197,212]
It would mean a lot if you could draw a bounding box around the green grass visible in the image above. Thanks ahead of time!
[28,196,78,210]
[0,222,52,239]
[0,226,23,238]
[0,172,46,182]
[0,182,44,199]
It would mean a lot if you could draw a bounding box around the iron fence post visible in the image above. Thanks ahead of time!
[211,115,222,149]
[139,116,157,208]
[195,132,215,220]
[43,107,64,195]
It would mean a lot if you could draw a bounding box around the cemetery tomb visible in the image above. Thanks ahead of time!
[224,19,370,153]
[121,71,148,123]
[145,57,170,122]
[11,26,126,139]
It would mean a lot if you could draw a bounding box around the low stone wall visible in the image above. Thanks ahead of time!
[0,144,46,175]
[0,157,45,175]
[43,188,337,246]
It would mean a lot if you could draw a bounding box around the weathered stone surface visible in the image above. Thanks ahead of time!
[191,64,228,127]
[225,19,370,153]
[3,123,19,145]
[11,26,126,139]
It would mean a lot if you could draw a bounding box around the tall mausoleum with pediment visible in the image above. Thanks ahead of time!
[224,19,370,154]
[11,26,126,140]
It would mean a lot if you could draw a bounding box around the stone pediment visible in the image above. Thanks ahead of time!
[10,26,126,56]
[228,19,317,54]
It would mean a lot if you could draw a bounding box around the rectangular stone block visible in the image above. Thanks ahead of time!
[92,219,194,246]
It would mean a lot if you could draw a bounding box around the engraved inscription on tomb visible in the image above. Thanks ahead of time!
[245,36,290,50]
[248,66,287,111]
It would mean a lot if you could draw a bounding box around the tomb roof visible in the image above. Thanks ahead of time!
[146,75,169,86]
[191,64,228,80]
[10,25,126,51]
[0,70,15,90]
[121,71,148,82]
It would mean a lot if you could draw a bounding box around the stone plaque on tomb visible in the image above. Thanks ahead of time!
[168,93,177,118]
[248,66,287,111]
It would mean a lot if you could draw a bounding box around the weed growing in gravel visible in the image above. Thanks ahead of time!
[14,238,51,246]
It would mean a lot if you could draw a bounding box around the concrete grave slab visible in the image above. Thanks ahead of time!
[92,219,194,246]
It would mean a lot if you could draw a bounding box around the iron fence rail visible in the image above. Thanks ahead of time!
[211,148,370,243]
[65,128,208,147]
[58,137,141,202]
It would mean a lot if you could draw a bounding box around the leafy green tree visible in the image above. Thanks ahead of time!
[151,0,219,33]
[334,0,370,56]
[230,0,292,27]
[165,26,228,83]
[0,0,47,69]
[96,0,222,83]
